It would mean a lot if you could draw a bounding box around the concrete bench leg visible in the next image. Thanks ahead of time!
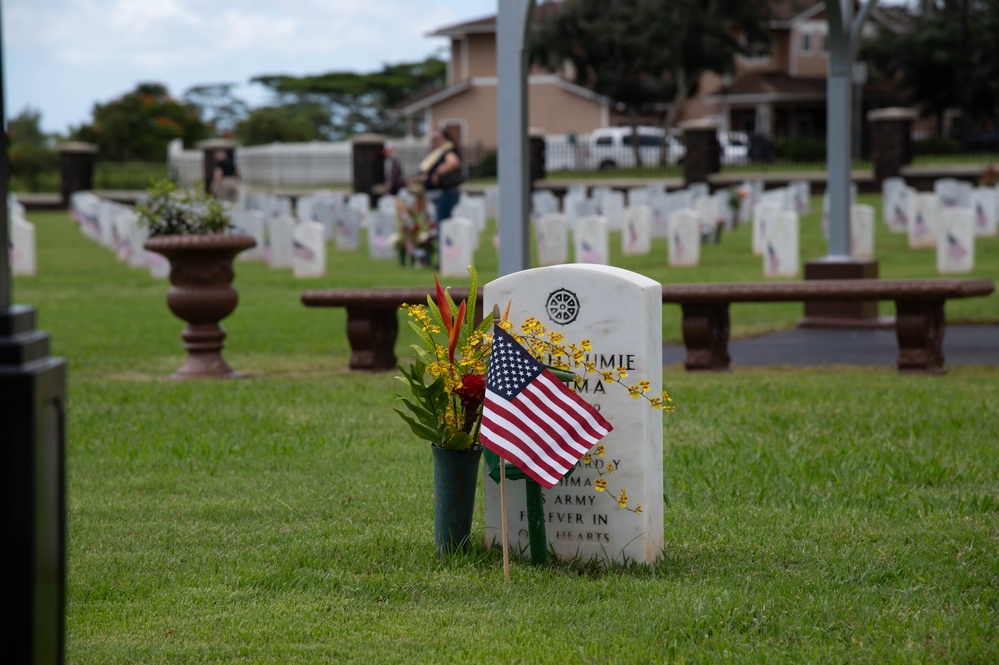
[345,306,398,371]
[895,299,945,374]
[681,303,731,371]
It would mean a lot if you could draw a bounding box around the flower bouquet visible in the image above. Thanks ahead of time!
[392,192,436,268]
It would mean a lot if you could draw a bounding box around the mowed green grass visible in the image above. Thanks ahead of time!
[11,202,999,664]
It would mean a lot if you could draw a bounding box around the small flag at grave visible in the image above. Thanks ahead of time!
[293,240,315,262]
[673,232,684,259]
[976,203,987,230]
[442,235,461,261]
[579,240,601,263]
[480,325,612,489]
[628,223,637,247]
[946,234,968,263]
[767,243,780,273]
[895,204,908,227]
[914,212,927,237]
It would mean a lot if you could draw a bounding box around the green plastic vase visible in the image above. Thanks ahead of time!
[431,444,482,556]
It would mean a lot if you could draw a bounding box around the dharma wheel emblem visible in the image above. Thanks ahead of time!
[545,288,579,325]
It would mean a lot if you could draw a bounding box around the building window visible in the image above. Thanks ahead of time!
[801,33,812,55]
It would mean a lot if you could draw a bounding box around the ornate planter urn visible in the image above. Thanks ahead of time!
[144,234,256,379]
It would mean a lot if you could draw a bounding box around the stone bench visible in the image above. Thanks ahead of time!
[301,287,476,371]
[303,277,994,374]
[664,278,994,374]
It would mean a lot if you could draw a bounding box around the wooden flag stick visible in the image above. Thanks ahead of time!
[499,454,510,582]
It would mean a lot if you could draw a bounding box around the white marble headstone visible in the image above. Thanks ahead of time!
[687,182,709,199]
[482,264,664,565]
[934,178,970,208]
[752,201,781,256]
[266,216,295,268]
[230,210,266,261]
[292,221,327,278]
[455,196,486,234]
[335,207,362,251]
[621,205,652,256]
[713,190,735,230]
[146,250,170,279]
[535,213,570,266]
[600,191,626,231]
[348,192,370,226]
[648,194,674,238]
[971,188,997,237]
[850,203,875,260]
[573,215,609,265]
[562,190,587,220]
[377,195,397,217]
[532,190,560,219]
[10,215,36,276]
[763,211,799,278]
[789,179,811,215]
[882,177,907,232]
[367,210,397,260]
[439,217,476,277]
[937,209,975,274]
[909,193,940,249]
[695,196,720,238]
[627,187,649,208]
[668,209,701,267]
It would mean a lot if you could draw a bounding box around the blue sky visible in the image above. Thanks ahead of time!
[5,0,497,134]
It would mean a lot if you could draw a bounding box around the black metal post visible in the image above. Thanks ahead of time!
[0,5,69,663]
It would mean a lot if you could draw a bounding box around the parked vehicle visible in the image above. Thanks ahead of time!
[718,131,750,165]
[584,126,686,170]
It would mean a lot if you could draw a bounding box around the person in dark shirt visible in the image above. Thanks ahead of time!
[210,150,240,203]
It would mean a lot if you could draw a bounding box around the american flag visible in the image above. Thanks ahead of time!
[372,231,390,250]
[767,243,781,274]
[672,231,684,259]
[293,239,315,262]
[894,204,908,227]
[946,234,968,264]
[442,234,461,261]
[914,211,927,238]
[579,240,601,263]
[479,326,613,489]
[976,203,988,230]
[627,222,637,248]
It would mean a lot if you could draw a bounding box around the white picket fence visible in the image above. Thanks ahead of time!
[168,138,430,190]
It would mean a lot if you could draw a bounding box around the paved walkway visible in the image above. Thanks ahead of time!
[663,325,999,368]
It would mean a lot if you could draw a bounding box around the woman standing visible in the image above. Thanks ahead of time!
[419,128,464,225]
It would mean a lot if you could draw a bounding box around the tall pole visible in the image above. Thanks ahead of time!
[825,0,878,259]
[497,0,534,277]
[0,1,10,309]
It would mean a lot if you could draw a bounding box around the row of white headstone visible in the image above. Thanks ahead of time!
[69,191,172,277]
[7,195,36,276]
[882,176,998,274]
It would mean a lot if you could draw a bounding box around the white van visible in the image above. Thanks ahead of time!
[584,126,686,170]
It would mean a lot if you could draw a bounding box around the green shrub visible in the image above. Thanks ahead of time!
[774,136,826,162]
[913,137,960,155]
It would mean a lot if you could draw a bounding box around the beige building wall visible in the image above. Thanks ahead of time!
[467,34,497,78]
[429,83,606,148]
[791,24,829,78]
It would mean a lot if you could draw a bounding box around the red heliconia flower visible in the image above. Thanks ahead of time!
[456,372,486,411]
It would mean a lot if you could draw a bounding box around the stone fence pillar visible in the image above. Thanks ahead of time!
[351,134,386,198]
[529,129,546,186]
[867,107,918,185]
[57,142,98,207]
[197,138,240,194]
[680,119,720,187]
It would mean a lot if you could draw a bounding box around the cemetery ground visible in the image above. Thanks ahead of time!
[15,199,999,663]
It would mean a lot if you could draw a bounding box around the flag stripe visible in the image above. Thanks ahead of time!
[481,391,579,469]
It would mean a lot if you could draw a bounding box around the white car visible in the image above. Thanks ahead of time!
[585,126,686,170]
[718,131,750,165]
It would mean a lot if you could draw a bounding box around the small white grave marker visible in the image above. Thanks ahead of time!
[763,211,799,278]
[535,213,570,266]
[850,204,875,260]
[10,215,36,276]
[573,215,609,265]
[909,193,940,249]
[266,216,295,268]
[621,205,652,256]
[668,209,701,268]
[971,188,997,237]
[937,209,975,274]
[292,221,327,278]
[335,207,362,251]
[367,210,397,260]
[439,217,476,277]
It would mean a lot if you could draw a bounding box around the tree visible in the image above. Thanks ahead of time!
[863,0,999,136]
[530,0,770,165]
[251,53,447,139]
[234,104,330,145]
[183,83,249,137]
[7,108,57,191]
[72,83,212,161]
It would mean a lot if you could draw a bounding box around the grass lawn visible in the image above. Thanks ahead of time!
[12,201,999,663]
